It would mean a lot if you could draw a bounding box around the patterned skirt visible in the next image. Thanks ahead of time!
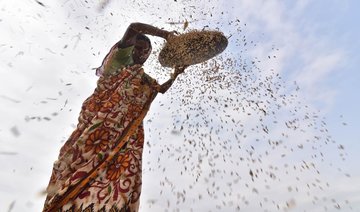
[43,65,159,212]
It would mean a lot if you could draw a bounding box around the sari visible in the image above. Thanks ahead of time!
[43,44,161,212]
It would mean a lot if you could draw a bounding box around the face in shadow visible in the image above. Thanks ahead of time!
[132,38,152,65]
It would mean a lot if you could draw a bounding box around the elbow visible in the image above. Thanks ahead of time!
[129,22,138,27]
[158,88,166,94]
[129,22,143,30]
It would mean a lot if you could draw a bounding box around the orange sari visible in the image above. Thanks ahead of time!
[43,64,160,212]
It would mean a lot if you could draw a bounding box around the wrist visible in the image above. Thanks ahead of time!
[163,30,172,40]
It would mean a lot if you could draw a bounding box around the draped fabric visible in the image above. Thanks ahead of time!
[43,64,160,212]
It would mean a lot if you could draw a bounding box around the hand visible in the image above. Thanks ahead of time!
[166,30,179,41]
[175,65,187,74]
[171,65,187,80]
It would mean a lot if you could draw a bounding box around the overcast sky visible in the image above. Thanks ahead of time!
[1,0,359,211]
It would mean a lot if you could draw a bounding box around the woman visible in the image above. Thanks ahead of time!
[43,23,185,212]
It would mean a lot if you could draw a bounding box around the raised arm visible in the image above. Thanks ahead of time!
[119,22,172,48]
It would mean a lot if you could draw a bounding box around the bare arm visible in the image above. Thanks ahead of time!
[158,66,186,94]
[119,22,172,48]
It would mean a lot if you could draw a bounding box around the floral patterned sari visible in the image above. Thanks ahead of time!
[43,45,161,211]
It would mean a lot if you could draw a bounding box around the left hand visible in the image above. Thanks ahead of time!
[171,65,187,80]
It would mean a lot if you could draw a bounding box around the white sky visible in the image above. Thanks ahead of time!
[0,0,359,211]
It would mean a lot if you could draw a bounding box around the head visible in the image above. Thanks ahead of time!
[132,34,152,65]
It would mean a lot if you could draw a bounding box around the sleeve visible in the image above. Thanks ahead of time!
[142,72,161,91]
[96,43,135,77]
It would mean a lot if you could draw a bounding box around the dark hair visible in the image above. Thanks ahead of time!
[136,34,151,48]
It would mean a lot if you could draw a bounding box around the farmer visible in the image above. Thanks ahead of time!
[43,22,185,212]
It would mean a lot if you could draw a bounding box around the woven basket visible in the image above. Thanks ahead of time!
[158,30,228,67]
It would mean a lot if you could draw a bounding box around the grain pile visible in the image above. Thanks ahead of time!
[158,30,228,67]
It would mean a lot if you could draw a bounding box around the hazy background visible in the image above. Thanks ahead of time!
[1,0,359,211]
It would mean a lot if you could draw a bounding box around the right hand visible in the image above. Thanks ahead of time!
[171,65,187,79]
